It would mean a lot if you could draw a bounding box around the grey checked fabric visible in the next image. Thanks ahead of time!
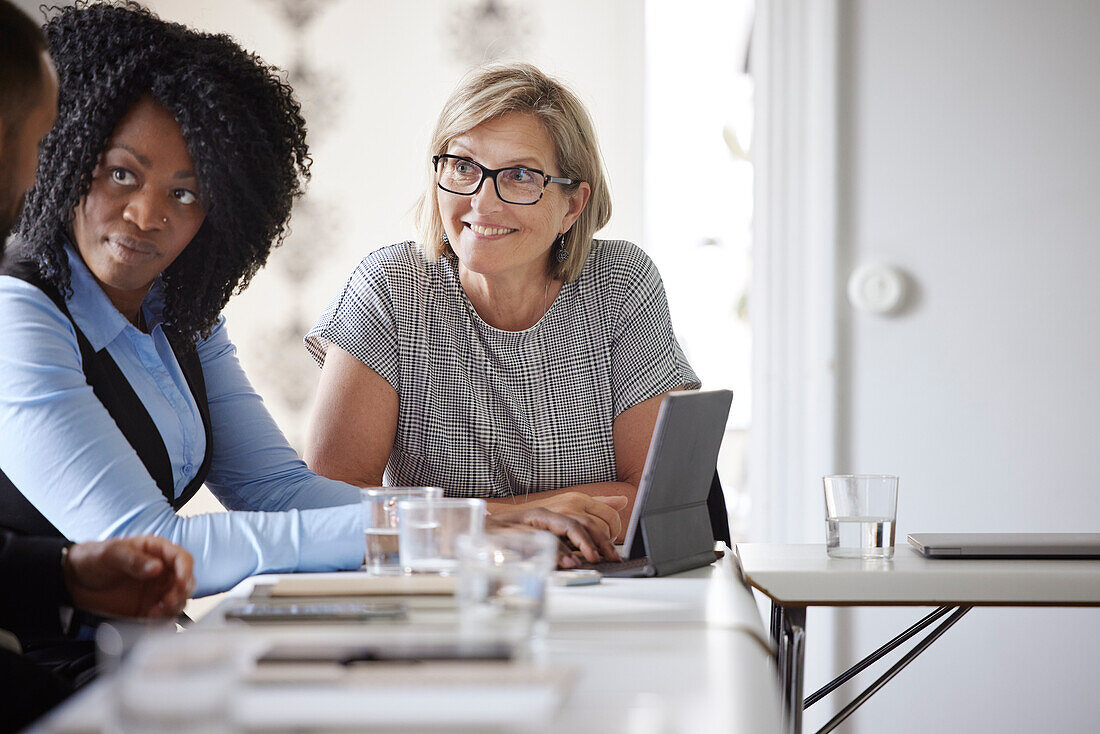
[305,239,699,499]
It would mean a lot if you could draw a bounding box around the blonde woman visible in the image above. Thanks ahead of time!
[305,63,699,549]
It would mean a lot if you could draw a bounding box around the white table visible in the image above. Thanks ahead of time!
[41,553,783,733]
[735,543,1100,734]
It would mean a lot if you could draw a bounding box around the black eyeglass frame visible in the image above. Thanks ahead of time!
[432,154,576,206]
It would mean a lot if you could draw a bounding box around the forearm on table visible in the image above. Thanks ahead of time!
[115,504,362,596]
[4,430,362,596]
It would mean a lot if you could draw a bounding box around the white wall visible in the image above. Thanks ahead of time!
[826,1,1100,731]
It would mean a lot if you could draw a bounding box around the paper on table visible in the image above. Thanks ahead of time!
[264,573,455,597]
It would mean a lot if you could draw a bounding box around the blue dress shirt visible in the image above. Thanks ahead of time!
[0,247,362,596]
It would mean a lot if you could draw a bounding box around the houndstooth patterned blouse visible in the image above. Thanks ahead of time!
[305,239,699,500]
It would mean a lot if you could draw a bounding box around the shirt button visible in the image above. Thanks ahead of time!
[183,463,194,474]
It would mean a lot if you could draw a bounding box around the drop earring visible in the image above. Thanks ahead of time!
[555,232,568,263]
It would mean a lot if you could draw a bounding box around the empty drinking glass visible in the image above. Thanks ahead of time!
[397,497,486,574]
[108,629,246,734]
[456,529,559,638]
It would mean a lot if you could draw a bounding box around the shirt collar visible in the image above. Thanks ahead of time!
[63,242,166,351]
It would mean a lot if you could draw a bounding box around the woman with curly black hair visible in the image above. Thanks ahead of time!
[0,2,367,599]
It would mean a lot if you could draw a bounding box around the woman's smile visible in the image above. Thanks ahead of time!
[464,221,518,239]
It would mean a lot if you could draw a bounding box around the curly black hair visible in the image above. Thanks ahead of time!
[16,1,310,337]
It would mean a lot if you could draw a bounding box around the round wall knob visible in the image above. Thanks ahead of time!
[847,263,905,314]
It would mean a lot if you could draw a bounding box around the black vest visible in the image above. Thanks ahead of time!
[0,257,213,539]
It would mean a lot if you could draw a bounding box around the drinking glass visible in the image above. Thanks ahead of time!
[107,629,246,734]
[456,529,558,638]
[95,619,176,677]
[397,497,486,574]
[823,474,899,559]
[360,487,443,574]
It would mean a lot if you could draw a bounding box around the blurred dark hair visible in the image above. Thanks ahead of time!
[17,1,310,337]
[0,0,48,131]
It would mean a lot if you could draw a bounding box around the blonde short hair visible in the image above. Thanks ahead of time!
[416,62,612,283]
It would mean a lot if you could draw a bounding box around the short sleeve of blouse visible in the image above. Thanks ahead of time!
[604,242,701,417]
[305,251,400,392]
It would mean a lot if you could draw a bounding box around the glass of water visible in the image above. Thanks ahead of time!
[823,474,898,559]
[397,497,486,574]
[361,487,443,574]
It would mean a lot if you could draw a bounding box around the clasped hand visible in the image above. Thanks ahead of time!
[63,536,196,619]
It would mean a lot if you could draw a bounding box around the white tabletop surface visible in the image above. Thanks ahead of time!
[41,554,783,733]
[736,543,1100,606]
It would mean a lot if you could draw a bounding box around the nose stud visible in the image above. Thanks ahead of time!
[162,217,168,224]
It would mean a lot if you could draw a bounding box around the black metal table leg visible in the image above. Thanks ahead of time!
[771,603,807,734]
[812,606,971,734]
[804,605,955,709]
[770,604,972,734]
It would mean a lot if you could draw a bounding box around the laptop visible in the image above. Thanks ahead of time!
[907,533,1100,559]
[581,389,733,578]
